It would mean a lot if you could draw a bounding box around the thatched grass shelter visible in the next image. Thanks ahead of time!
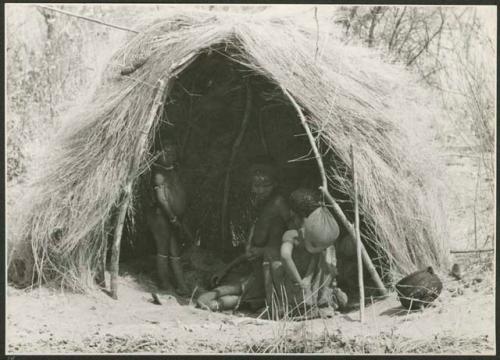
[8,9,449,292]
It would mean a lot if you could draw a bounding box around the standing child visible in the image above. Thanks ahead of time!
[147,143,190,296]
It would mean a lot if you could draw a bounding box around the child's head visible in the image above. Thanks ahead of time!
[153,172,166,186]
[288,188,322,228]
[248,156,278,204]
[157,143,177,167]
[289,188,340,253]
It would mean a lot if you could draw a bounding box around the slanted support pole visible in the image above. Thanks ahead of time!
[95,237,107,288]
[352,145,365,322]
[109,52,199,300]
[281,87,387,296]
[109,80,167,299]
[221,79,252,247]
[110,184,132,299]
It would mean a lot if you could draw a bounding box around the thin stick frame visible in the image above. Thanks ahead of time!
[352,145,365,322]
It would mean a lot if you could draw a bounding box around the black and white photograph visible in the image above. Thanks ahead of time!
[5,3,496,355]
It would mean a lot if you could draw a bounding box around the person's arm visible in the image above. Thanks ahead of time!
[246,247,266,258]
[154,184,179,225]
[211,253,251,287]
[222,254,249,273]
[280,241,303,286]
[245,224,255,254]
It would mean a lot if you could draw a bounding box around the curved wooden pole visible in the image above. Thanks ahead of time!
[110,79,167,299]
[220,79,252,247]
[109,184,132,299]
[281,86,387,296]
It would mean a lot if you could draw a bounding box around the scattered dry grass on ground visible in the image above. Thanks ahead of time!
[245,331,493,354]
[8,327,493,354]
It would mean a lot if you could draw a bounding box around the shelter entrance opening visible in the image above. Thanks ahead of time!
[120,46,380,316]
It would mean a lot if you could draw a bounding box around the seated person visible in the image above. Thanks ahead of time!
[197,159,291,312]
[267,188,347,317]
[147,143,190,296]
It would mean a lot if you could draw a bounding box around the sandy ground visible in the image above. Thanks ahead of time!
[6,256,495,354]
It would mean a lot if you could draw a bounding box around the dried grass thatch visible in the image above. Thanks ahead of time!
[10,9,449,291]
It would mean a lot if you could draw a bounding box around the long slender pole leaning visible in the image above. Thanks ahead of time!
[450,248,494,254]
[281,87,387,296]
[36,5,138,33]
[221,79,252,247]
[96,237,107,288]
[109,53,198,299]
[351,145,365,322]
[109,184,132,299]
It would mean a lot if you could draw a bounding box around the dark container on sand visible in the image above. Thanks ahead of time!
[395,266,443,310]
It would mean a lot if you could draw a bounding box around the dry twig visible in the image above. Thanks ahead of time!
[36,5,139,33]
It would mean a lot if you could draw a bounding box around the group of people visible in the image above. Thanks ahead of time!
[148,143,348,318]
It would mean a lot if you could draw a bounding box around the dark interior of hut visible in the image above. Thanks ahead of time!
[118,46,386,295]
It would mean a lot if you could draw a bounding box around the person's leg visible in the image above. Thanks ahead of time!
[197,291,219,311]
[262,261,273,312]
[262,250,281,313]
[169,231,189,296]
[217,295,241,310]
[197,283,243,311]
[197,293,241,312]
[214,283,242,297]
[261,249,285,318]
[148,209,172,290]
[270,259,286,318]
